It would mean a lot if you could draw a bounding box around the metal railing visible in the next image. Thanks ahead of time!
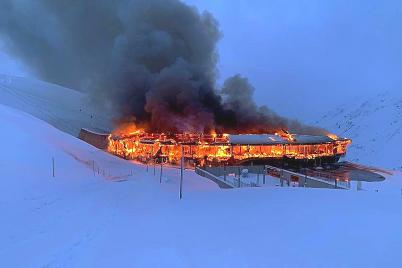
[197,164,350,190]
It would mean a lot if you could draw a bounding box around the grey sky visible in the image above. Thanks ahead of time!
[1,0,401,121]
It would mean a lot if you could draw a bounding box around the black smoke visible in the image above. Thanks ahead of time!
[0,0,326,134]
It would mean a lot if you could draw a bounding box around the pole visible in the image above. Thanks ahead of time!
[153,159,156,176]
[263,166,266,184]
[180,145,184,199]
[92,160,95,176]
[223,165,227,182]
[238,166,241,188]
[52,157,55,178]
[160,163,163,183]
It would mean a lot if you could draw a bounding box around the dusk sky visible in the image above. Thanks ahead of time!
[1,0,402,121]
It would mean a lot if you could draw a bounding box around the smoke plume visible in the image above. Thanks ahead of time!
[0,0,326,134]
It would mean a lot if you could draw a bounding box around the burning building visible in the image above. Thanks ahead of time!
[103,130,351,167]
[9,0,351,167]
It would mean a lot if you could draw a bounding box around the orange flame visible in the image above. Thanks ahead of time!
[107,126,351,166]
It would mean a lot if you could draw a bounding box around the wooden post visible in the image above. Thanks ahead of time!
[180,145,184,199]
[52,157,55,178]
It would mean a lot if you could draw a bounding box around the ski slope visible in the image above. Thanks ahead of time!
[1,104,402,267]
[315,91,402,169]
[0,74,113,136]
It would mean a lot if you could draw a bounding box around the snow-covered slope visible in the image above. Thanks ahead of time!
[1,104,402,267]
[0,74,113,136]
[315,91,402,169]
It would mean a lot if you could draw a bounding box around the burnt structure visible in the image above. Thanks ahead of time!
[106,132,351,167]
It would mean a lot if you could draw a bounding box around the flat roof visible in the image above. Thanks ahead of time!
[229,134,285,145]
[228,134,341,145]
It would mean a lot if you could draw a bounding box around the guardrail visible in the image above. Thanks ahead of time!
[265,165,350,190]
[195,167,234,189]
[197,164,350,190]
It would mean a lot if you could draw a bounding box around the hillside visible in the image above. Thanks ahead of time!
[315,91,402,169]
[1,103,402,266]
[0,74,113,136]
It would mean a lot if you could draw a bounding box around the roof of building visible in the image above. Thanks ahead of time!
[228,134,342,145]
[292,135,334,144]
[80,128,110,136]
[229,134,285,145]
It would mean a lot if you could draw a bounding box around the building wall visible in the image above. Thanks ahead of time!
[79,129,109,150]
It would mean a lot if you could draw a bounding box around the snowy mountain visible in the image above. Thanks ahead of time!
[0,74,113,136]
[315,91,402,169]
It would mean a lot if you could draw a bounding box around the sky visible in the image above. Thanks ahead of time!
[1,0,402,121]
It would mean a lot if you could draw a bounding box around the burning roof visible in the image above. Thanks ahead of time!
[228,134,342,145]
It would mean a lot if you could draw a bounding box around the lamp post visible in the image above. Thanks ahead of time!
[180,145,184,199]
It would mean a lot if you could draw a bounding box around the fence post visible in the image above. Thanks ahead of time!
[52,157,55,178]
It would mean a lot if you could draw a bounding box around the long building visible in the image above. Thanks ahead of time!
[100,132,351,167]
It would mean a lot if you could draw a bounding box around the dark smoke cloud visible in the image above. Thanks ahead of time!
[0,0,326,135]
